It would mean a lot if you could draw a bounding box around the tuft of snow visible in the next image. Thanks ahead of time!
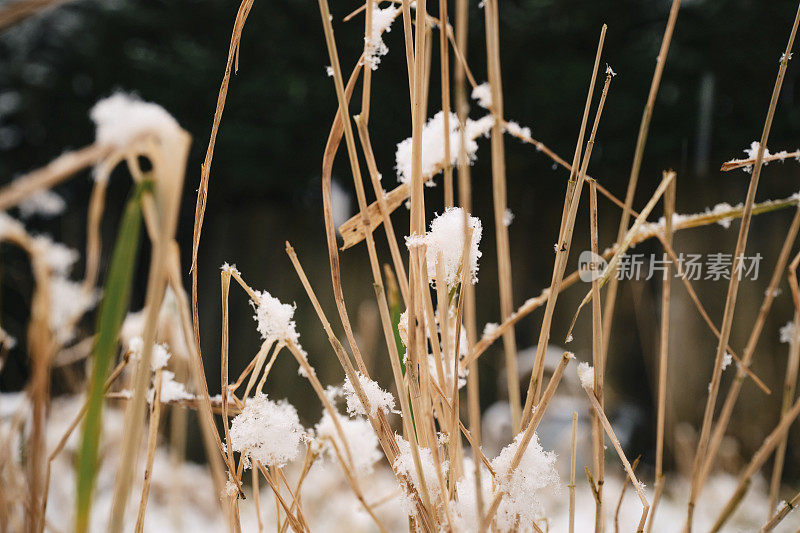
[395,111,494,185]
[418,207,482,288]
[398,309,409,347]
[721,352,733,371]
[504,121,532,141]
[90,92,181,149]
[220,262,240,276]
[0,212,26,241]
[149,371,194,404]
[325,65,334,77]
[342,373,396,417]
[222,480,238,498]
[49,278,99,345]
[393,435,448,502]
[129,336,172,370]
[739,141,772,173]
[229,393,303,469]
[252,291,300,345]
[780,320,796,344]
[18,189,66,219]
[31,235,79,277]
[577,362,594,390]
[482,322,500,339]
[314,411,381,476]
[465,115,495,140]
[744,141,770,160]
[490,431,560,529]
[404,233,425,249]
[471,82,493,109]
[606,65,617,77]
[709,203,735,228]
[363,5,399,70]
[503,208,514,227]
[450,458,494,531]
[0,328,16,350]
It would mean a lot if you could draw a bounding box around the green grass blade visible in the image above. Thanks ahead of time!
[75,182,147,533]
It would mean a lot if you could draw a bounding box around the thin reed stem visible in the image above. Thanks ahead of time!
[686,8,800,528]
[523,26,607,419]
[589,178,605,532]
[134,368,163,533]
[602,0,680,376]
[569,411,577,533]
[767,311,800,515]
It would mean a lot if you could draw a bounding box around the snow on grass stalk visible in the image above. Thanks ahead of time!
[128,336,171,370]
[147,371,193,404]
[471,82,493,109]
[395,111,494,185]
[251,290,300,345]
[31,235,79,277]
[578,362,595,390]
[90,92,181,152]
[314,411,381,476]
[450,457,494,531]
[490,432,560,530]
[342,372,396,417]
[229,392,303,469]
[780,320,795,343]
[363,4,399,70]
[406,206,482,288]
[18,189,66,219]
[503,120,532,141]
[393,435,448,506]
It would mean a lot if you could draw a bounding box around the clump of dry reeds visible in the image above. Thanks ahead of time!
[2,0,800,532]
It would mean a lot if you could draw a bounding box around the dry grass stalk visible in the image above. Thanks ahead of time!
[439,0,453,207]
[523,26,607,419]
[582,383,649,533]
[481,351,573,530]
[767,310,800,514]
[482,0,521,434]
[0,143,110,212]
[709,394,800,532]
[191,0,254,361]
[614,456,641,533]
[589,178,605,532]
[647,177,675,532]
[566,171,676,339]
[353,116,410,305]
[453,0,485,515]
[285,243,436,529]
[569,411,577,533]
[108,132,194,533]
[601,0,680,369]
[761,489,800,532]
[686,7,800,527]
[720,148,800,171]
[166,248,232,496]
[465,191,799,373]
[219,269,239,530]
[653,232,770,394]
[134,368,163,533]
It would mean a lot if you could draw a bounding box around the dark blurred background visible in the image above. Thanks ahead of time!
[1,0,799,481]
